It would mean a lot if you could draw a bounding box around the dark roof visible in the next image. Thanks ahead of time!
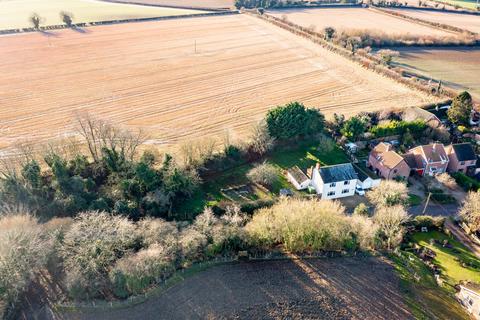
[319,163,358,183]
[287,166,309,184]
[402,153,418,169]
[452,143,476,162]
[353,163,379,181]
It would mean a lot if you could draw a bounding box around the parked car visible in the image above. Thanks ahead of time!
[355,185,365,196]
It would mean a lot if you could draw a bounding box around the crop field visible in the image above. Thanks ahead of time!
[60,257,413,319]
[0,0,206,30]
[0,14,437,151]
[393,47,480,101]
[268,7,458,37]
[434,0,480,10]
[108,0,234,9]
[387,8,480,34]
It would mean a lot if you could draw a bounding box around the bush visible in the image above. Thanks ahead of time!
[411,215,445,230]
[369,120,426,138]
[0,215,49,311]
[110,244,176,297]
[245,199,376,252]
[61,212,138,299]
[452,172,480,191]
[247,163,278,187]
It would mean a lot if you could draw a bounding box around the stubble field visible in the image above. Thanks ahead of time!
[106,0,234,9]
[268,7,458,37]
[0,14,437,151]
[387,8,480,34]
[393,47,480,101]
[0,0,206,30]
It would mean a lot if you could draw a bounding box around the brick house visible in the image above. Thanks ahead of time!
[446,143,477,175]
[368,142,410,180]
[404,143,449,176]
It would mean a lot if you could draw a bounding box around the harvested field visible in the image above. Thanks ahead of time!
[0,14,437,151]
[106,0,234,9]
[393,47,480,101]
[387,8,480,34]
[268,7,458,37]
[0,0,206,30]
[60,257,414,319]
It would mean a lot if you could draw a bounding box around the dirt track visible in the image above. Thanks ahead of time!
[61,257,413,320]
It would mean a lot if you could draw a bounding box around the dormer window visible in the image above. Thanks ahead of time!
[330,182,336,188]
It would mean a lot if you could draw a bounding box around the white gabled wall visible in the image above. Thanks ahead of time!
[310,168,357,199]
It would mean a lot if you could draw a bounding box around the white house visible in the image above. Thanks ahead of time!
[310,163,358,200]
[286,166,311,190]
[457,282,480,319]
[353,164,381,190]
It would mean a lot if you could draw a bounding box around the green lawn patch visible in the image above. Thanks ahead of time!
[408,194,423,206]
[412,231,480,286]
[389,252,469,319]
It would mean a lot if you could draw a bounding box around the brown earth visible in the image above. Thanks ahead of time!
[59,257,413,320]
[104,0,235,9]
[268,7,458,37]
[0,14,437,153]
[386,8,480,33]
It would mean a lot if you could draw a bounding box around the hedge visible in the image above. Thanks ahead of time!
[369,120,426,138]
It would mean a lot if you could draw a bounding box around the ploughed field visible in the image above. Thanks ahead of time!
[0,0,206,30]
[0,14,437,150]
[393,47,480,101]
[267,7,458,37]
[386,8,480,34]
[107,0,234,9]
[61,257,413,320]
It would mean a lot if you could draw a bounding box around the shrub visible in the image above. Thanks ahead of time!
[373,205,409,250]
[452,172,480,191]
[110,244,176,297]
[448,91,473,126]
[0,215,49,311]
[353,203,370,216]
[341,116,367,141]
[61,212,138,299]
[412,215,445,230]
[137,218,178,253]
[460,191,480,233]
[366,180,409,208]
[245,199,375,252]
[247,163,278,187]
[370,120,426,138]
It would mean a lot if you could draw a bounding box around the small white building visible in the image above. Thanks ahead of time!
[354,164,381,190]
[457,282,480,319]
[286,166,311,190]
[310,163,358,200]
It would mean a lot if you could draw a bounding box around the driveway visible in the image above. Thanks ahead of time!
[408,202,459,217]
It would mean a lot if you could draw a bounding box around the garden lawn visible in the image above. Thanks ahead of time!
[412,231,480,286]
[390,251,469,319]
[177,139,350,217]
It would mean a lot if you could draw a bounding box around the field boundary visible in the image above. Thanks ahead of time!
[99,0,231,11]
[251,11,457,100]
[0,10,239,35]
[371,6,479,36]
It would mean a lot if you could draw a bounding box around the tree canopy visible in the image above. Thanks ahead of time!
[265,102,324,140]
[447,91,473,126]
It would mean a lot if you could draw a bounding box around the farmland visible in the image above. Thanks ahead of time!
[0,0,206,30]
[108,0,234,9]
[386,8,480,34]
[393,47,480,101]
[0,14,437,151]
[434,0,480,10]
[59,257,414,320]
[267,7,458,38]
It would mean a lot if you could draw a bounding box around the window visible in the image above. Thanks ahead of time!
[342,189,349,194]
[393,169,397,174]
[327,191,335,196]
[329,182,336,188]
[344,180,350,185]
[460,161,465,165]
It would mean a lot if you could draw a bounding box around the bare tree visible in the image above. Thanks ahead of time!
[74,113,146,162]
[460,191,480,233]
[29,13,42,29]
[249,121,274,156]
[373,205,409,250]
